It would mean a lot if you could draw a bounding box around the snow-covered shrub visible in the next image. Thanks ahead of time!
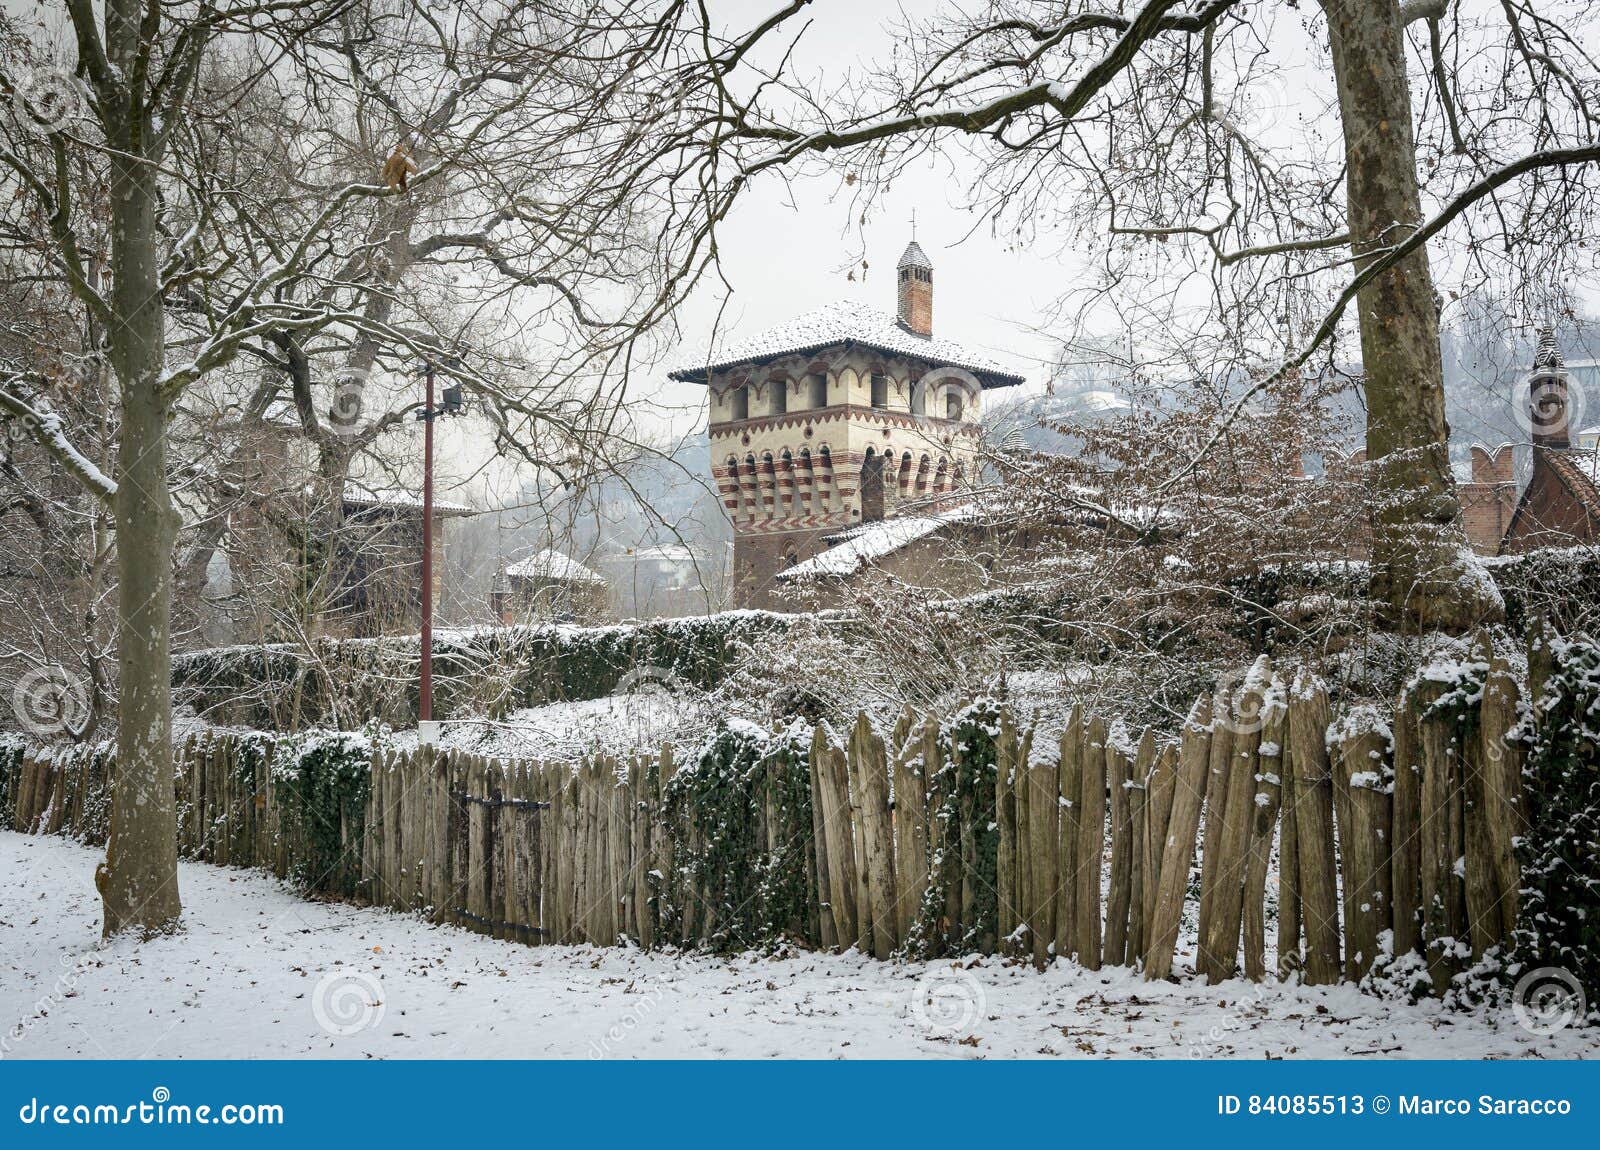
[661,722,815,951]
[270,731,372,897]
[0,733,22,826]
[909,698,1002,958]
[172,611,801,731]
[1488,547,1600,637]
[1514,633,1600,1012]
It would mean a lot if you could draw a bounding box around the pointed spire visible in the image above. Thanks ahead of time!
[1533,325,1564,374]
[897,239,933,271]
[1529,326,1571,450]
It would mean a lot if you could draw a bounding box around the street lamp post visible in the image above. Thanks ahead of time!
[417,361,464,743]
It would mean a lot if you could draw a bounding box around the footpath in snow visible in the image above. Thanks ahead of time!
[2,832,1593,1060]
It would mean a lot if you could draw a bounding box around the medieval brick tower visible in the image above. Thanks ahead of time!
[670,240,1025,608]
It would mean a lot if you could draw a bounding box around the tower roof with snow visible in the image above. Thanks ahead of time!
[667,299,1025,388]
[897,240,933,271]
[1533,326,1566,374]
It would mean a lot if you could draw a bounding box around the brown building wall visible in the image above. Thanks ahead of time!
[1500,453,1600,554]
[734,524,839,610]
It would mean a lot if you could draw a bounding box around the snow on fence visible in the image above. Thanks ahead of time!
[0,650,1527,990]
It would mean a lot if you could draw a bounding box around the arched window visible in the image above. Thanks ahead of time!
[770,378,787,416]
[945,389,963,421]
[807,373,828,409]
[870,372,889,409]
[729,384,749,421]
[860,448,886,522]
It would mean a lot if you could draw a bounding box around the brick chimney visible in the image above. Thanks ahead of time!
[1529,327,1571,449]
[897,240,933,337]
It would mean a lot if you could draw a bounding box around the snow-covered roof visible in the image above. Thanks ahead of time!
[777,504,978,581]
[668,300,1025,387]
[505,548,606,585]
[343,488,474,516]
[897,240,933,271]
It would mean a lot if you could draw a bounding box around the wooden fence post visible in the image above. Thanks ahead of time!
[1477,650,1525,949]
[1145,693,1212,980]
[996,709,1019,954]
[1143,741,1178,947]
[892,716,931,947]
[1389,696,1422,958]
[1414,680,1468,994]
[1334,713,1391,979]
[817,730,859,949]
[1103,725,1134,965]
[1077,715,1108,969]
[850,714,898,959]
[1026,733,1059,969]
[1195,685,1232,956]
[1199,657,1269,983]
[1288,672,1341,984]
[807,727,838,949]
[1054,705,1083,961]
[1241,680,1286,982]
[1275,709,1302,976]
[1126,729,1156,966]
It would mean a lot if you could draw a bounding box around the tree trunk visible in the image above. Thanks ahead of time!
[1323,0,1502,631]
[98,142,182,936]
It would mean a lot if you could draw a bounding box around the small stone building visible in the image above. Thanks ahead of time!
[1500,331,1600,553]
[493,548,609,624]
[669,239,1025,608]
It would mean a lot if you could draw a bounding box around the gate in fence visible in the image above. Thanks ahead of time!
[447,784,548,942]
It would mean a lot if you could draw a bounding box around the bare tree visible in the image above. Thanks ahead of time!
[1,1,363,934]
[669,0,1600,631]
[0,0,788,934]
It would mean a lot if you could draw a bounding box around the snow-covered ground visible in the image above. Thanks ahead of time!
[2,832,1593,1060]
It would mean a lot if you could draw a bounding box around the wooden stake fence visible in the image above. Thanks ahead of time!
[0,663,1526,989]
